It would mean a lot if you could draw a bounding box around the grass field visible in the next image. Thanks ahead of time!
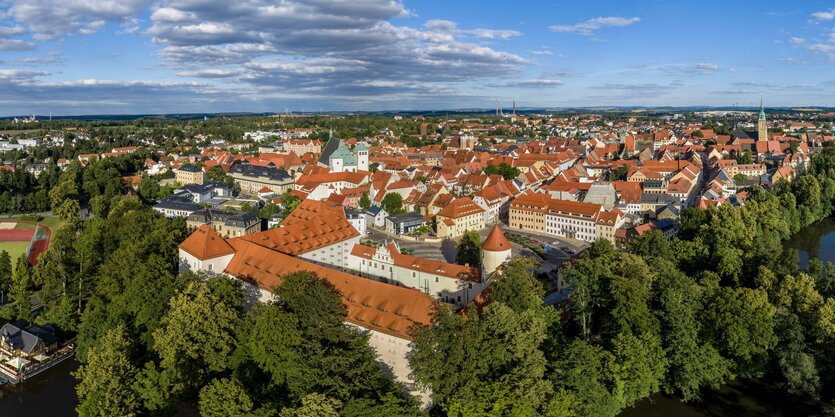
[0,241,30,260]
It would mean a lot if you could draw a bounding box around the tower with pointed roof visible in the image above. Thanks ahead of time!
[482,224,511,274]
[757,98,768,142]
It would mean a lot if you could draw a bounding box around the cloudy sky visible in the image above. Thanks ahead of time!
[0,0,834,115]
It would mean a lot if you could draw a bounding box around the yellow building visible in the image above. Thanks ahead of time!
[175,164,206,185]
[435,197,485,238]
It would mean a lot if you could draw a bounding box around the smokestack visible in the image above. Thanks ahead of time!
[512,100,516,116]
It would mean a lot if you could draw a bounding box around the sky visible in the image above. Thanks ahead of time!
[0,0,834,115]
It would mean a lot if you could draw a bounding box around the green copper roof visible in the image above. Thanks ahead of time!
[758,98,766,121]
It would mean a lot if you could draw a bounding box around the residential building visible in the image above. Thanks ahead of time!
[175,164,205,185]
[228,162,294,195]
[435,197,486,238]
[385,212,424,235]
[186,209,261,238]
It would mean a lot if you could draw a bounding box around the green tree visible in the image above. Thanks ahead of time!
[455,230,482,268]
[380,193,404,215]
[411,304,552,416]
[199,377,268,417]
[0,250,10,304]
[152,282,239,395]
[272,271,401,402]
[612,331,667,407]
[279,194,302,220]
[555,339,621,417]
[490,256,544,314]
[233,304,303,392]
[10,254,32,321]
[207,166,236,190]
[279,393,341,417]
[359,192,371,211]
[653,259,729,401]
[75,326,141,417]
[702,287,777,376]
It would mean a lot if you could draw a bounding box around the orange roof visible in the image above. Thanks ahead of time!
[179,225,236,260]
[436,196,484,219]
[238,210,357,256]
[281,199,345,226]
[224,239,435,340]
[482,225,511,252]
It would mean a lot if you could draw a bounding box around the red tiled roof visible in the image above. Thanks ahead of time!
[482,225,511,252]
[225,239,435,340]
[179,225,235,260]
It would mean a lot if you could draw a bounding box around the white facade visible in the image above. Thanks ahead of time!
[348,215,367,237]
[545,212,598,242]
[298,235,361,269]
[179,249,234,275]
[357,149,369,171]
[483,248,511,275]
[346,244,487,307]
[154,206,199,218]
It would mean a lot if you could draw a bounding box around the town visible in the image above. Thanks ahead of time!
[0,103,832,412]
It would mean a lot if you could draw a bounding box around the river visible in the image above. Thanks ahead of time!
[0,358,77,417]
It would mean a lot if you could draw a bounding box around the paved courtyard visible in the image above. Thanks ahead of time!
[365,221,590,268]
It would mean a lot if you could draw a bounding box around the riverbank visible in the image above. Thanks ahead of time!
[0,358,77,417]
[619,378,824,417]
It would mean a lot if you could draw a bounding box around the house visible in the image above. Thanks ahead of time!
[153,193,203,218]
[0,323,59,359]
[345,207,367,237]
[175,164,206,185]
[385,212,424,235]
[435,197,486,238]
[186,209,261,238]
[228,162,294,195]
[509,192,551,233]
[366,206,389,228]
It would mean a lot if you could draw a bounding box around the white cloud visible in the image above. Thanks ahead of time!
[3,0,152,40]
[464,28,521,40]
[548,16,640,36]
[529,50,553,55]
[811,8,835,20]
[789,37,805,44]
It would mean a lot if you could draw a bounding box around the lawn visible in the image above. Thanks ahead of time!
[0,241,30,260]
[0,216,64,231]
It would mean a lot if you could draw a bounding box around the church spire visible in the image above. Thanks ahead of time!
[758,97,766,121]
[757,96,768,141]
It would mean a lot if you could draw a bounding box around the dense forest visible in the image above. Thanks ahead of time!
[3,124,835,415]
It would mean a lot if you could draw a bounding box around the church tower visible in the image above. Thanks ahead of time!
[757,98,768,142]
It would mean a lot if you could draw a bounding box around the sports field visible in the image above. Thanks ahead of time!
[0,241,30,260]
[0,220,54,264]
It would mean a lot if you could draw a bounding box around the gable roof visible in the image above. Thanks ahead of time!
[224,239,435,340]
[436,196,484,219]
[179,225,236,260]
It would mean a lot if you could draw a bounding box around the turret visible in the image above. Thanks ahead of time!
[481,225,511,275]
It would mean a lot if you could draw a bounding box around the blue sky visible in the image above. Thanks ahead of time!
[0,0,834,115]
